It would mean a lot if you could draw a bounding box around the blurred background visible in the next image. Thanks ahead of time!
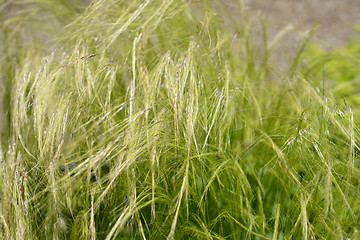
[246,0,360,47]
[217,0,360,71]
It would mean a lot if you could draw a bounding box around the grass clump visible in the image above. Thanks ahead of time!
[1,0,360,239]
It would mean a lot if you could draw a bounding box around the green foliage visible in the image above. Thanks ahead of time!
[0,1,360,239]
[303,26,360,105]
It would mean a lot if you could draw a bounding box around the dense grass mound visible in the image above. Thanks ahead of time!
[1,1,360,239]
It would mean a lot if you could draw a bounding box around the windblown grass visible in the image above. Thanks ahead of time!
[0,0,360,239]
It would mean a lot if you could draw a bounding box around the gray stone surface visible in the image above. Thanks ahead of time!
[217,0,360,71]
[246,0,360,47]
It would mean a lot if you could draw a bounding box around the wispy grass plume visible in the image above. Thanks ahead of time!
[0,0,360,239]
